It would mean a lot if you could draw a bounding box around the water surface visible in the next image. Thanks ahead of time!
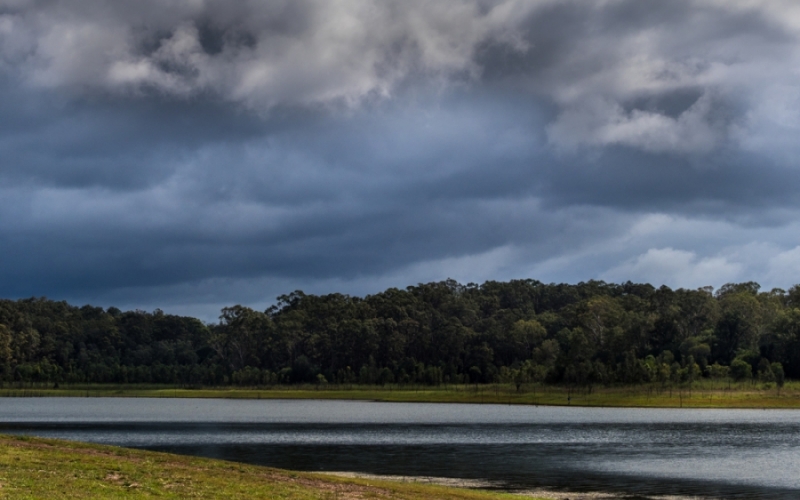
[1,398,798,499]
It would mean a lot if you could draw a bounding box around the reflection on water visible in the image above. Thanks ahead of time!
[1,398,799,499]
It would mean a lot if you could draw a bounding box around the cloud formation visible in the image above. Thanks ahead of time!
[2,0,800,319]
[1,0,532,106]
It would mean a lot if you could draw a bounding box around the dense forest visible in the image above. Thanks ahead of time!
[1,280,799,388]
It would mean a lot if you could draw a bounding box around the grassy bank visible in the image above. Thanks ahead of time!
[1,381,799,408]
[0,434,538,499]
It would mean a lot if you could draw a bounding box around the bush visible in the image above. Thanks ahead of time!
[730,358,752,382]
[771,362,785,388]
[707,363,730,379]
[757,358,775,382]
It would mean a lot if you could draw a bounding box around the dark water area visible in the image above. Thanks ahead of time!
[1,398,799,499]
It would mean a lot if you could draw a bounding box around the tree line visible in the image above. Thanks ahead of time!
[1,279,799,388]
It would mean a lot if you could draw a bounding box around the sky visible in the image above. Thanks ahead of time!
[2,0,800,320]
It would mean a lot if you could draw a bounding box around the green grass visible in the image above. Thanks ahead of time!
[0,434,541,499]
[1,380,800,408]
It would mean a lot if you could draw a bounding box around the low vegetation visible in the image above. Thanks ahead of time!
[2,380,799,408]
[0,434,539,499]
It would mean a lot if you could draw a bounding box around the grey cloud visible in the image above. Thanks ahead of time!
[475,0,798,156]
[541,146,800,216]
[0,79,277,190]
[2,86,799,300]
[2,0,800,314]
[1,0,534,107]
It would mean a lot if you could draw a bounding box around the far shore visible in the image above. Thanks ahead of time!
[1,381,798,408]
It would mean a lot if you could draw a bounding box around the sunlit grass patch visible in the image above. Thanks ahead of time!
[1,381,800,408]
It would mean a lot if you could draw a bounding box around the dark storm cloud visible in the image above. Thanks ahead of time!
[0,89,555,296]
[2,0,800,316]
[542,147,800,216]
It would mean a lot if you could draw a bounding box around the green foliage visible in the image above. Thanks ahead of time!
[771,362,785,388]
[0,279,799,388]
[730,358,753,381]
[707,362,730,379]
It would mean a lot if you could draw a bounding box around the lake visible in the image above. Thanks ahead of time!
[1,398,799,499]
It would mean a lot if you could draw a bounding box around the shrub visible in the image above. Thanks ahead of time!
[730,358,752,381]
[707,363,730,379]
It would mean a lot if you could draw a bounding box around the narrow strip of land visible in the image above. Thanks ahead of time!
[318,472,658,499]
[1,382,799,408]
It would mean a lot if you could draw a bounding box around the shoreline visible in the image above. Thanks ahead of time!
[0,384,799,409]
[0,434,545,499]
[0,432,717,500]
[319,472,705,500]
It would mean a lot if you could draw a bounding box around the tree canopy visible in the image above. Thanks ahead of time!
[1,279,799,387]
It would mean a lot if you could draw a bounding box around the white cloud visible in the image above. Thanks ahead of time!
[547,93,722,154]
[534,1,800,156]
[4,0,800,157]
[601,247,741,289]
[2,0,539,108]
[524,212,800,291]
[767,246,800,287]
